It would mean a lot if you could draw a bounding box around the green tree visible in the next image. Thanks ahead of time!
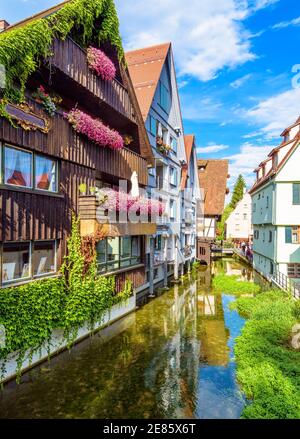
[229,174,246,209]
[217,175,246,240]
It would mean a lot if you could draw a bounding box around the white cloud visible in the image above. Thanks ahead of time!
[197,144,229,154]
[116,0,278,82]
[225,143,273,187]
[242,131,261,139]
[230,73,252,88]
[272,16,300,29]
[246,87,300,139]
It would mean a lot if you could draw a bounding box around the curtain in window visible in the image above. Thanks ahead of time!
[33,241,55,276]
[2,243,30,282]
[35,155,56,191]
[4,146,32,187]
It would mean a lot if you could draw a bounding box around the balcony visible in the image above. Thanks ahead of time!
[50,37,137,124]
[78,195,157,238]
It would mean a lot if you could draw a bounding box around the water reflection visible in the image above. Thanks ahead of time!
[0,260,250,419]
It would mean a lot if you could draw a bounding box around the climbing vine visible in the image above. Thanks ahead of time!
[0,0,124,111]
[0,214,132,383]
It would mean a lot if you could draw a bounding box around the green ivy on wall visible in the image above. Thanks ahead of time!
[0,214,132,383]
[0,0,124,115]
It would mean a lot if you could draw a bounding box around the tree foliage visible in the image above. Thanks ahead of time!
[229,174,246,210]
[217,174,246,240]
[0,0,124,106]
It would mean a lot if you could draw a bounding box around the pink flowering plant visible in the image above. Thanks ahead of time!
[98,188,165,218]
[87,47,116,82]
[64,109,124,150]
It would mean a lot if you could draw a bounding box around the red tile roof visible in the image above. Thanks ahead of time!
[197,159,229,216]
[181,135,195,190]
[125,43,171,121]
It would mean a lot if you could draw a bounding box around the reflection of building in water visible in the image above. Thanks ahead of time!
[212,258,253,282]
[198,295,229,367]
[144,283,200,418]
[197,266,212,287]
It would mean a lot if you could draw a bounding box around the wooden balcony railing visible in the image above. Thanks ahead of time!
[51,37,137,123]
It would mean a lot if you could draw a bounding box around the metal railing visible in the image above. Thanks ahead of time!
[272,269,300,300]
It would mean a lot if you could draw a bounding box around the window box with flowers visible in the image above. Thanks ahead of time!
[64,109,124,150]
[87,47,116,82]
[97,188,165,220]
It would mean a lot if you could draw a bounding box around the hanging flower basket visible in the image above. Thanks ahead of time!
[87,47,116,81]
[64,109,124,150]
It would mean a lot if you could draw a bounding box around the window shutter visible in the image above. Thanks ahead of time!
[285,227,292,244]
[293,184,300,205]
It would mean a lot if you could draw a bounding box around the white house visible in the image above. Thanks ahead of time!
[249,116,300,283]
[126,43,188,295]
[180,135,201,271]
[226,192,253,241]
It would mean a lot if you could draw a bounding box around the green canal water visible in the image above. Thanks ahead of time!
[0,259,262,419]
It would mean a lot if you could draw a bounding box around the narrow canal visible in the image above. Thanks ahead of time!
[0,259,261,419]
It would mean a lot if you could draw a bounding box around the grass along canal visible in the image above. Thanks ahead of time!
[0,258,299,419]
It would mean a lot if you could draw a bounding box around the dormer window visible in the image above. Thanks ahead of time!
[262,165,265,177]
[284,132,290,143]
[272,152,278,169]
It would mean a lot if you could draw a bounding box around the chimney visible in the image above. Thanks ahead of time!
[0,20,10,32]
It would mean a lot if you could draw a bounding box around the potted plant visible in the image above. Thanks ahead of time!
[89,186,96,196]
[32,85,58,116]
[79,183,87,196]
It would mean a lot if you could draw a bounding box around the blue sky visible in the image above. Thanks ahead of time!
[2,0,300,188]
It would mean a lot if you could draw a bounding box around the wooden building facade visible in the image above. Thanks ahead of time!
[0,7,155,291]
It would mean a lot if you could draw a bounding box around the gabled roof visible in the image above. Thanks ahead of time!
[280,116,300,137]
[181,135,195,190]
[125,43,171,121]
[197,159,229,216]
[249,137,300,194]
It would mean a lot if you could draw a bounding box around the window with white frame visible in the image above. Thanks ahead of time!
[170,199,176,221]
[149,115,157,137]
[170,136,177,154]
[159,81,169,111]
[169,166,177,186]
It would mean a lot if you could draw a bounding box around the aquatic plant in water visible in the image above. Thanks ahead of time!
[233,290,300,419]
[212,274,261,296]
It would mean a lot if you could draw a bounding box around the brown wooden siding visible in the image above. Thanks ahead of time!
[0,100,148,186]
[115,266,146,293]
[51,38,137,124]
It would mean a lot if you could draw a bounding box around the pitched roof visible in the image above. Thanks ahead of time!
[249,135,300,194]
[197,159,229,216]
[125,43,171,120]
[249,117,300,194]
[181,135,195,190]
